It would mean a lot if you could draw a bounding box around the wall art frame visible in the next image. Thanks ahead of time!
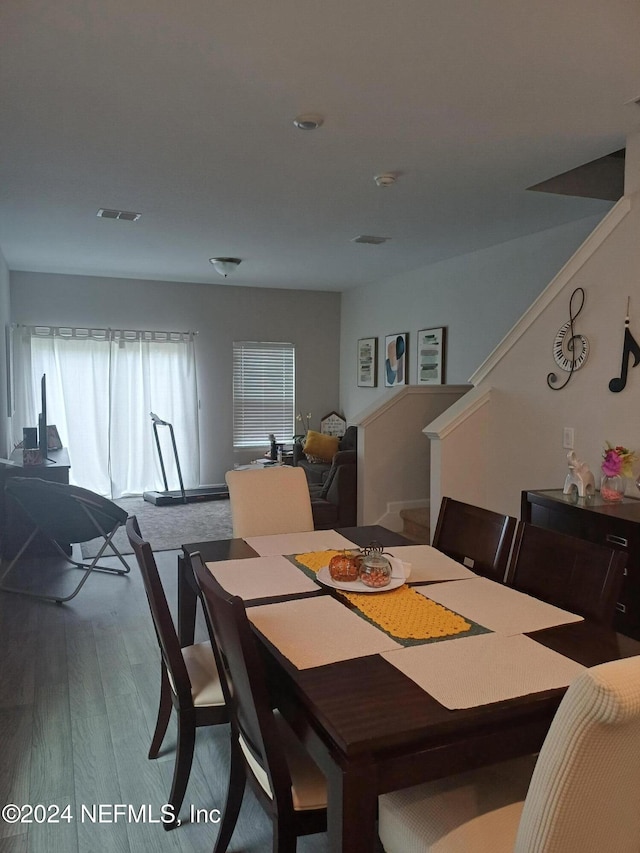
[417,327,446,385]
[357,337,378,387]
[384,332,408,387]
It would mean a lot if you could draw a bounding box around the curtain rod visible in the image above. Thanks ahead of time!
[12,324,199,341]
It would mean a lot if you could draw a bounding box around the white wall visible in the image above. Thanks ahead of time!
[426,128,640,523]
[339,215,606,421]
[10,272,341,484]
[0,250,10,457]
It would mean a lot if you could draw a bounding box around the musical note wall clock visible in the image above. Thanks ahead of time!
[547,287,589,391]
[609,297,640,392]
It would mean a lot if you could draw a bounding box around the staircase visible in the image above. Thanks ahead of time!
[400,507,430,544]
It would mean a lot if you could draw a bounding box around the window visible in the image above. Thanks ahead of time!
[233,341,295,448]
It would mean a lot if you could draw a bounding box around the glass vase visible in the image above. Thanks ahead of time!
[600,474,626,502]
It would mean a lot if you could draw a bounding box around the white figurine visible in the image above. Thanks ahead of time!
[563,450,595,498]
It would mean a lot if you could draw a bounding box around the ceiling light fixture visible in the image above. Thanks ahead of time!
[293,113,324,130]
[209,257,242,278]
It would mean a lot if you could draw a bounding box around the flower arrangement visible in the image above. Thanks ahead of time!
[294,411,312,442]
[601,442,637,478]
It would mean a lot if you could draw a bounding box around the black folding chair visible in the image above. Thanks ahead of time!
[0,477,131,603]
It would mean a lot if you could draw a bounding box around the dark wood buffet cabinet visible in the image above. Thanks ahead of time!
[522,489,640,640]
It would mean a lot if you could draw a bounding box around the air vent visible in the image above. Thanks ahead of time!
[97,208,141,222]
[351,235,390,245]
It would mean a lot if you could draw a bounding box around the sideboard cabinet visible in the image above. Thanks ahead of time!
[521,489,640,640]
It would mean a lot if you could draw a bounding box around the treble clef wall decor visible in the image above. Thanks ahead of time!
[547,287,589,391]
[609,297,640,392]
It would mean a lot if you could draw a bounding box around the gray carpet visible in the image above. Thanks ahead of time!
[81,496,233,557]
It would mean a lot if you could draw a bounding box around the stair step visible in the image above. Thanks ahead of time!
[400,507,430,545]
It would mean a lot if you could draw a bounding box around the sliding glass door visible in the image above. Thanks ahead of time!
[12,326,199,498]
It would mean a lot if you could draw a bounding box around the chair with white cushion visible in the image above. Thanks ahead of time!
[378,654,640,853]
[191,550,327,852]
[225,466,314,538]
[126,517,228,829]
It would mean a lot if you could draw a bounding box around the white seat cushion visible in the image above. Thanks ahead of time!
[379,755,537,853]
[181,641,225,707]
[239,712,327,811]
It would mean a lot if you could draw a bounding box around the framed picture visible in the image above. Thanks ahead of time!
[357,337,378,387]
[417,327,446,385]
[384,333,408,387]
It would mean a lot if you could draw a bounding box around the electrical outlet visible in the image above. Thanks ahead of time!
[563,427,574,450]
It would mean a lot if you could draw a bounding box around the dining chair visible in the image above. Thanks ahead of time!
[125,517,227,829]
[431,496,516,582]
[225,466,314,538]
[379,654,640,852]
[506,521,626,625]
[0,476,131,603]
[191,550,327,853]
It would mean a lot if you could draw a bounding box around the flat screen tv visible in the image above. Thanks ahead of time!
[38,373,47,460]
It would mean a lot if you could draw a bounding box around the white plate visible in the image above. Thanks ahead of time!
[316,565,405,593]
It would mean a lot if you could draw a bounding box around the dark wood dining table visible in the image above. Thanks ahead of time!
[178,525,640,853]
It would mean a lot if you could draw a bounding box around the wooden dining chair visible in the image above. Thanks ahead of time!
[506,521,626,625]
[225,466,314,538]
[190,550,327,853]
[431,497,516,582]
[378,654,640,852]
[125,517,228,829]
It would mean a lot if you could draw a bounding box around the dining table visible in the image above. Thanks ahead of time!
[178,525,640,853]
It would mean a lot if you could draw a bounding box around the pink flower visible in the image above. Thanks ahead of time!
[602,449,622,477]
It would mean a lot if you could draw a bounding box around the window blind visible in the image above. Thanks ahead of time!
[233,341,295,448]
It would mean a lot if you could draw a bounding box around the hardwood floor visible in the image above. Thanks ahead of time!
[0,549,331,852]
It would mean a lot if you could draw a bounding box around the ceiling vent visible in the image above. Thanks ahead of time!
[351,235,390,245]
[97,208,141,221]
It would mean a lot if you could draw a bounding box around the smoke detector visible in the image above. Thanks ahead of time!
[373,173,397,187]
[293,113,324,130]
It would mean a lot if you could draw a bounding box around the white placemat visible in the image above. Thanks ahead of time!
[381,632,585,709]
[206,555,320,600]
[385,545,477,582]
[244,530,358,557]
[417,577,583,636]
[248,596,402,669]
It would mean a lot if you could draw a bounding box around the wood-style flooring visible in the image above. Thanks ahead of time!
[0,548,331,853]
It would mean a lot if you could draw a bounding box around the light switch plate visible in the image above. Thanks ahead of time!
[563,427,575,449]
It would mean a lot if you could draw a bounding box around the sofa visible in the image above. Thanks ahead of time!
[308,449,357,529]
[292,425,357,485]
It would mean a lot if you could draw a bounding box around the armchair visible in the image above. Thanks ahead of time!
[308,449,357,529]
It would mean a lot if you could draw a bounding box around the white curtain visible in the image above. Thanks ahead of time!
[12,326,200,498]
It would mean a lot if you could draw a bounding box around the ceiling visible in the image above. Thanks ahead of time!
[1,1,640,292]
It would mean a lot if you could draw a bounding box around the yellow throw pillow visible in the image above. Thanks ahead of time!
[303,430,339,463]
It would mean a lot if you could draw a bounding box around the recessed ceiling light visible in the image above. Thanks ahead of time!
[97,208,141,221]
[293,113,324,130]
